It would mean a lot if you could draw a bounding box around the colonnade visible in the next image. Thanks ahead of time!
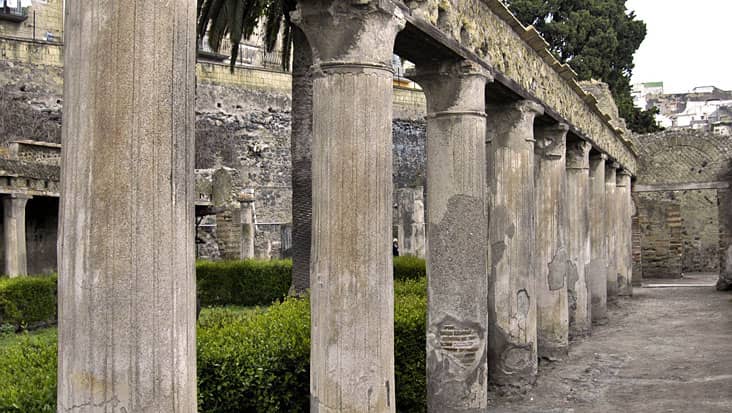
[57,0,634,411]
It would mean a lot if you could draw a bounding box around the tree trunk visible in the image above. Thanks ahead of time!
[289,27,313,295]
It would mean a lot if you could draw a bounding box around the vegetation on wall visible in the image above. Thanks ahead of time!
[505,0,662,133]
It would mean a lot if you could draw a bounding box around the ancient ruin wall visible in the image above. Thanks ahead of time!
[634,129,732,275]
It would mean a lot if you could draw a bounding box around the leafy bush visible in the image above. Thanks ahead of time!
[198,299,311,412]
[0,328,57,412]
[393,256,427,281]
[0,276,428,412]
[196,259,292,307]
[394,278,427,413]
[0,275,57,330]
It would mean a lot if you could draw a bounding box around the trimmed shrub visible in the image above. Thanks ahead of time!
[0,275,57,330]
[393,256,427,281]
[393,278,427,412]
[0,277,429,412]
[198,299,311,412]
[196,259,292,307]
[0,329,57,412]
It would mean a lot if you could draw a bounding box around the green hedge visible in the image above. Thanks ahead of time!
[393,256,427,281]
[0,275,57,330]
[0,278,428,413]
[196,259,293,307]
[0,329,57,412]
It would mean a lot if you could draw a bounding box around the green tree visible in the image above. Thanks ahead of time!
[506,0,661,133]
[197,0,314,295]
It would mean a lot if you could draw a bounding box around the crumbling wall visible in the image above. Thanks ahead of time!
[635,193,683,279]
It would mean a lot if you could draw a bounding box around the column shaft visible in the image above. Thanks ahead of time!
[534,124,569,360]
[59,0,197,411]
[617,172,633,296]
[411,61,490,411]
[717,189,732,290]
[292,2,404,411]
[589,155,608,323]
[605,164,619,301]
[565,141,592,337]
[2,194,30,277]
[239,191,256,259]
[487,100,544,387]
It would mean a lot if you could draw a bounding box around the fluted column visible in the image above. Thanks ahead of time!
[2,194,31,277]
[617,171,633,296]
[589,154,608,324]
[565,140,592,337]
[410,60,490,412]
[291,2,404,411]
[487,100,544,387]
[534,123,569,360]
[58,0,197,410]
[239,190,256,259]
[605,163,619,302]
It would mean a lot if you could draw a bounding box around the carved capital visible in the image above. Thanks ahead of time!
[534,123,568,160]
[566,140,592,170]
[407,60,491,116]
[486,100,544,147]
[291,0,405,75]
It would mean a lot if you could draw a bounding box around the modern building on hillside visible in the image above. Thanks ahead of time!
[633,82,732,132]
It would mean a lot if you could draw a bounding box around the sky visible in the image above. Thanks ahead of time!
[625,0,732,93]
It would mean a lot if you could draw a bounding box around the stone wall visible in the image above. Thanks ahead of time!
[25,196,57,274]
[0,37,429,265]
[634,129,732,277]
[634,193,683,278]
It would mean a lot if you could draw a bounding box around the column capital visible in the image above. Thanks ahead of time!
[535,122,568,160]
[566,140,592,170]
[291,0,405,75]
[407,60,491,116]
[590,153,608,162]
[616,171,632,187]
[486,99,544,147]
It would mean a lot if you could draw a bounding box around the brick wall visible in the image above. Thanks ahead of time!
[634,129,732,277]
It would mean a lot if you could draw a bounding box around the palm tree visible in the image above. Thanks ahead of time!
[197,0,313,296]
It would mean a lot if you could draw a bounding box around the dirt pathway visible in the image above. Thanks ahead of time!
[491,275,732,412]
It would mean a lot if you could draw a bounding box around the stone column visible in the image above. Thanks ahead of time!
[605,163,619,302]
[395,187,426,258]
[239,189,256,259]
[58,0,197,411]
[566,140,592,337]
[534,123,569,360]
[410,60,490,411]
[617,171,633,296]
[2,194,31,277]
[487,100,544,388]
[589,154,608,324]
[716,189,732,290]
[291,2,404,411]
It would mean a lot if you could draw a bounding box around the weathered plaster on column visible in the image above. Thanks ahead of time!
[565,140,592,337]
[616,171,633,296]
[487,99,544,388]
[534,123,569,360]
[605,163,620,302]
[589,154,608,324]
[2,194,31,277]
[58,0,197,411]
[292,1,404,411]
[410,60,490,412]
[239,190,256,259]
